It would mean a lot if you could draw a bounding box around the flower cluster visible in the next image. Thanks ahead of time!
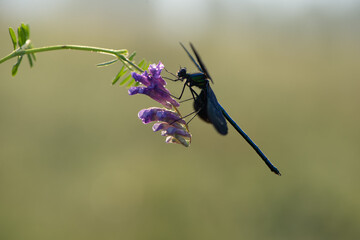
[138,108,191,146]
[129,62,179,109]
[129,62,191,146]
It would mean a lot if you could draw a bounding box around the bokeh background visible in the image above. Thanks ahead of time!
[1,0,360,239]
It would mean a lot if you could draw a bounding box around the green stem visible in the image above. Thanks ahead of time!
[0,43,144,72]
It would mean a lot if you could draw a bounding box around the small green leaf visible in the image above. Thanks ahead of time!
[17,26,25,46]
[97,58,118,67]
[17,24,30,47]
[138,59,150,72]
[126,77,136,87]
[138,59,146,68]
[22,23,30,40]
[31,52,37,61]
[12,56,23,76]
[17,27,22,45]
[128,51,136,61]
[18,24,28,47]
[112,65,127,85]
[9,27,17,50]
[119,74,132,86]
[143,62,150,71]
[27,54,33,67]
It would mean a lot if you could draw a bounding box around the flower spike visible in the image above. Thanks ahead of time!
[128,62,179,109]
[130,62,191,147]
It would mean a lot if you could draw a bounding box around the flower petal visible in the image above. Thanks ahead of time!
[131,72,151,86]
[165,135,190,147]
[129,62,179,109]
[149,62,166,85]
[138,108,186,125]
[160,126,191,138]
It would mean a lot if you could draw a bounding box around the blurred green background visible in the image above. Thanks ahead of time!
[1,0,360,239]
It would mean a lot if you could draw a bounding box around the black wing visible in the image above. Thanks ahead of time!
[179,42,202,73]
[206,83,228,135]
[189,43,213,83]
[194,89,210,123]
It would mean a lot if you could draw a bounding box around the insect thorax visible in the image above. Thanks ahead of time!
[188,73,208,88]
[177,68,208,88]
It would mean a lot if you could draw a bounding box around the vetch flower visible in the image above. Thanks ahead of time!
[138,107,191,147]
[130,62,191,147]
[138,107,186,125]
[128,62,179,109]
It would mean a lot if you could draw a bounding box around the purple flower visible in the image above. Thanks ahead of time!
[138,108,186,125]
[129,62,179,109]
[152,122,191,138]
[129,62,191,146]
[138,107,191,147]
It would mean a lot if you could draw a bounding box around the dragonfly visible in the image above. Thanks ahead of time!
[175,43,281,175]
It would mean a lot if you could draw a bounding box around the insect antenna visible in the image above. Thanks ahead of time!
[164,68,179,79]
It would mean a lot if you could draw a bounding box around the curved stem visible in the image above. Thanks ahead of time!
[0,43,144,72]
[0,51,17,64]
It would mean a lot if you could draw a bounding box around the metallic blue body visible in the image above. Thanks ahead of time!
[178,43,281,175]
